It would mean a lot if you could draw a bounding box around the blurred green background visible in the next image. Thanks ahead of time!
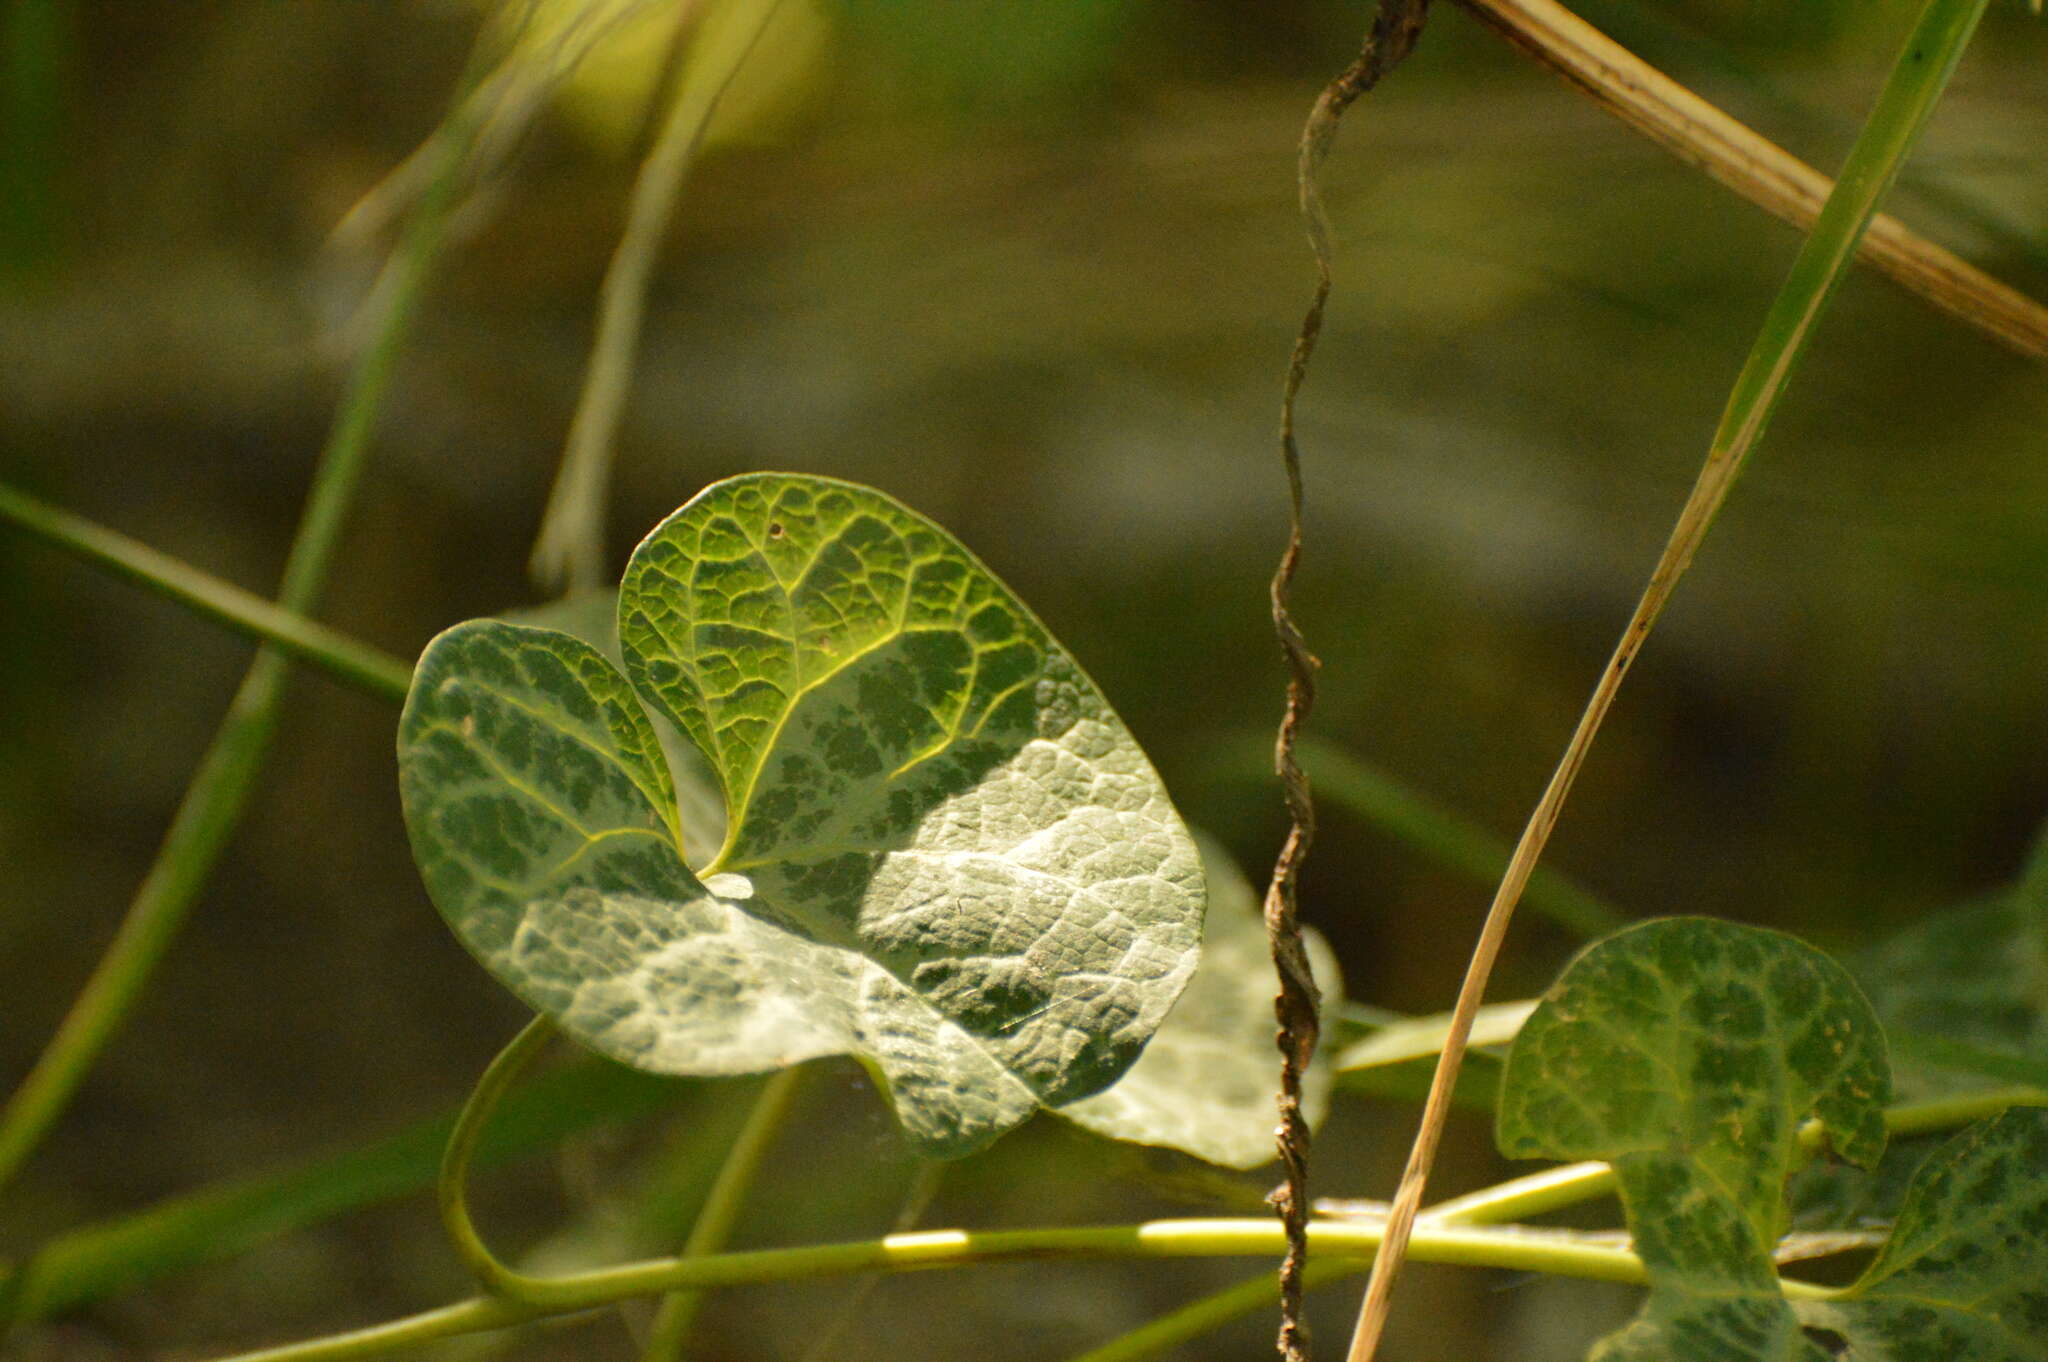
[2,0,2045,1358]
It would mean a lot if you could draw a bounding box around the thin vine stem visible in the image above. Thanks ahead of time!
[1061,1085,2048,1362]
[439,1015,561,1300]
[0,481,414,705]
[797,1159,946,1362]
[0,25,498,1199]
[0,1061,682,1326]
[1341,2,1994,1357]
[211,1216,1698,1362]
[639,1066,806,1361]
[1266,4,1431,1355]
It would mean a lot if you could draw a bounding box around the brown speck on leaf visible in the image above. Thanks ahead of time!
[767,521,786,539]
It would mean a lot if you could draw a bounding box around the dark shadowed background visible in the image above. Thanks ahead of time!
[3,0,2045,1358]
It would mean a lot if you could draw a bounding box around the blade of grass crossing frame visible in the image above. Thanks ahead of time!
[0,1060,682,1323]
[1453,0,2048,362]
[0,81,487,1200]
[637,1068,805,1362]
[1342,1,1996,1359]
[0,481,414,706]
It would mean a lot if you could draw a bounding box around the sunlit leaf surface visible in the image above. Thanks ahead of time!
[400,473,1205,1157]
[1057,839,1340,1168]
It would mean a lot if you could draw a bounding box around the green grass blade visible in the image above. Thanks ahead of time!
[2,1059,681,1322]
[1203,734,1627,940]
[638,1067,805,1362]
[0,17,509,1197]
[1344,1,1997,1357]
[1708,0,1993,470]
[0,482,413,705]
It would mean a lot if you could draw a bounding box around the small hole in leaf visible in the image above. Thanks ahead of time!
[767,522,786,539]
[1801,1326,1849,1357]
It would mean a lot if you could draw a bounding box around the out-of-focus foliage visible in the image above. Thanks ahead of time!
[3,0,2046,1357]
[478,0,830,154]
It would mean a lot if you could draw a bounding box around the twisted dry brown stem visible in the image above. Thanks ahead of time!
[1267,4,1431,1358]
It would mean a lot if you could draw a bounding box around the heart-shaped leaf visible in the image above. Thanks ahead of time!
[400,473,1206,1158]
[1056,838,1341,1168]
[1498,917,1892,1362]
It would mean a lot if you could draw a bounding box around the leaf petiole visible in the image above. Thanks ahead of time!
[438,1015,562,1302]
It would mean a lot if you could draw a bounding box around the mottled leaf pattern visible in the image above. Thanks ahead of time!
[1057,839,1341,1168]
[497,590,726,863]
[1499,918,1892,1362]
[1797,1108,2048,1361]
[400,473,1205,1158]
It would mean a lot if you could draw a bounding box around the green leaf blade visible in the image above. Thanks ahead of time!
[1500,918,1891,1215]
[1799,1108,2048,1361]
[1499,918,1893,1362]
[399,621,693,962]
[1057,839,1341,1168]
[403,474,1205,1158]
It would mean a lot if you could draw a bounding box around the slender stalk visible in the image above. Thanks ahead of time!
[529,0,783,593]
[797,1159,946,1362]
[7,1080,2015,1356]
[0,43,490,1198]
[0,482,414,705]
[212,1217,1688,1362]
[439,1016,561,1299]
[1063,1085,2048,1362]
[1453,0,2048,361]
[1066,1155,1623,1362]
[1875,1085,2046,1140]
[638,1066,805,1361]
[1415,1160,1614,1226]
[1607,0,2048,282]
[1341,2,1994,1357]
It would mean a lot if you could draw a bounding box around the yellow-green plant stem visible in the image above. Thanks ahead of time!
[4,1080,2015,1357]
[1068,1148,1609,1362]
[1065,1084,2048,1362]
[0,482,414,705]
[1342,1,1995,1357]
[638,1066,806,1361]
[439,1016,562,1299]
[0,64,486,1200]
[1880,1085,2047,1139]
[212,1216,1689,1362]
